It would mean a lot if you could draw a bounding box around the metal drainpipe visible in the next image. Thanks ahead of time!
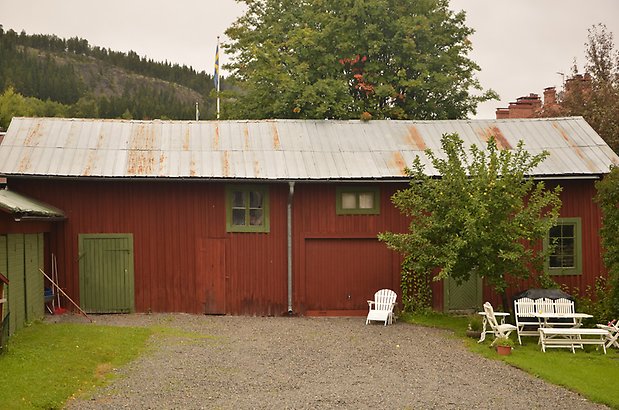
[287,181,295,314]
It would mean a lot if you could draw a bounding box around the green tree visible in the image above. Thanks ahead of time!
[0,87,68,130]
[595,166,619,318]
[223,0,496,120]
[378,134,562,312]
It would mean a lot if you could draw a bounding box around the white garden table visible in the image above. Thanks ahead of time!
[533,312,592,328]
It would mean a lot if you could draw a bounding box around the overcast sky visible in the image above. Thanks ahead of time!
[1,0,618,119]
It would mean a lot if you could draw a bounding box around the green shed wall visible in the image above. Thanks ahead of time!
[1,234,45,335]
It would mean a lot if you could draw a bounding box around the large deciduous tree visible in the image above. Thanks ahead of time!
[378,134,562,312]
[538,24,619,153]
[223,0,496,120]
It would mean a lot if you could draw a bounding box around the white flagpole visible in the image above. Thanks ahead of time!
[216,36,221,120]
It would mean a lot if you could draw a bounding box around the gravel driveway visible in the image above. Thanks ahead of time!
[60,314,604,409]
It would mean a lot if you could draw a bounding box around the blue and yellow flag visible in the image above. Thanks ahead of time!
[214,41,220,90]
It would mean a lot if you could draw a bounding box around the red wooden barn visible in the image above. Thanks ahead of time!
[0,117,617,316]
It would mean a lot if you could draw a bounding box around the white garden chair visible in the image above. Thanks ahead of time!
[366,289,397,326]
[596,320,619,349]
[514,297,538,344]
[554,297,578,328]
[535,297,555,314]
[483,302,517,341]
[554,298,575,314]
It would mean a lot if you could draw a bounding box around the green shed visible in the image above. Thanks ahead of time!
[0,234,45,334]
[0,189,65,335]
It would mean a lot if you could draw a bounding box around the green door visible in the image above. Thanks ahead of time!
[444,274,482,312]
[79,234,134,313]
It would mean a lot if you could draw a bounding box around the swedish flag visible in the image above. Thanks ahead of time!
[214,42,220,90]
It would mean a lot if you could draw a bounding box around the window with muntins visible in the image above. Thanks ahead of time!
[545,217,582,275]
[336,186,380,215]
[226,186,269,232]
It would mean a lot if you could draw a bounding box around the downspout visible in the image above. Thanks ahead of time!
[287,181,295,314]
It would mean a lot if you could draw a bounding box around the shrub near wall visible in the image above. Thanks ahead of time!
[595,166,619,318]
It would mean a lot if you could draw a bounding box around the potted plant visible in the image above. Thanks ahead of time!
[466,315,483,339]
[492,336,515,355]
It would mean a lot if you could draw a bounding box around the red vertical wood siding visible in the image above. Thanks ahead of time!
[8,180,291,315]
[304,238,395,312]
[292,183,409,313]
[0,213,53,234]
[8,179,410,315]
[7,178,606,315]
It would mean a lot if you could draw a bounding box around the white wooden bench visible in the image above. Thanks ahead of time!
[539,328,609,354]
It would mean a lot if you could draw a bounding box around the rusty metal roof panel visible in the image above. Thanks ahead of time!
[1,117,618,180]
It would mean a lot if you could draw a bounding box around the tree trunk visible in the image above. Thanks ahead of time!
[501,291,511,315]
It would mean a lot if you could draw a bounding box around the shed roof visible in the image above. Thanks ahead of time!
[0,189,65,220]
[0,117,617,180]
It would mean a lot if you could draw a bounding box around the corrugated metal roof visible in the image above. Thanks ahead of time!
[0,189,65,219]
[0,117,617,180]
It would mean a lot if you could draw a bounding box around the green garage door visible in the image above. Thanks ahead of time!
[79,234,134,313]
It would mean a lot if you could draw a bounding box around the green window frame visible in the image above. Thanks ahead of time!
[545,217,582,275]
[336,186,380,215]
[226,185,270,233]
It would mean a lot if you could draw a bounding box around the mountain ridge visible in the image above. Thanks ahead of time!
[0,26,220,129]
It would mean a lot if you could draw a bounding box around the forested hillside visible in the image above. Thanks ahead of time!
[0,25,221,130]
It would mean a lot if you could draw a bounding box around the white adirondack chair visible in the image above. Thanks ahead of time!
[366,289,397,326]
[483,302,517,341]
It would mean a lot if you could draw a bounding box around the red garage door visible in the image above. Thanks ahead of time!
[304,238,396,315]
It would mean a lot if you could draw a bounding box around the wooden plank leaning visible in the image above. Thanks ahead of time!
[39,268,92,322]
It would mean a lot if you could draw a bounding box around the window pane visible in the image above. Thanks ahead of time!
[550,225,575,268]
[227,186,269,232]
[249,209,263,226]
[358,192,374,209]
[562,255,575,268]
[249,191,263,208]
[232,209,246,226]
[549,225,561,239]
[562,237,574,255]
[341,192,356,209]
[549,255,561,268]
[232,191,245,207]
[562,224,574,238]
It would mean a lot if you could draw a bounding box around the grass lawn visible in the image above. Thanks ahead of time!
[0,321,152,410]
[404,311,619,409]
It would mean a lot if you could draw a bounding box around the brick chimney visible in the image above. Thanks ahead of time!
[495,108,510,119]
[543,87,557,105]
[496,94,541,119]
